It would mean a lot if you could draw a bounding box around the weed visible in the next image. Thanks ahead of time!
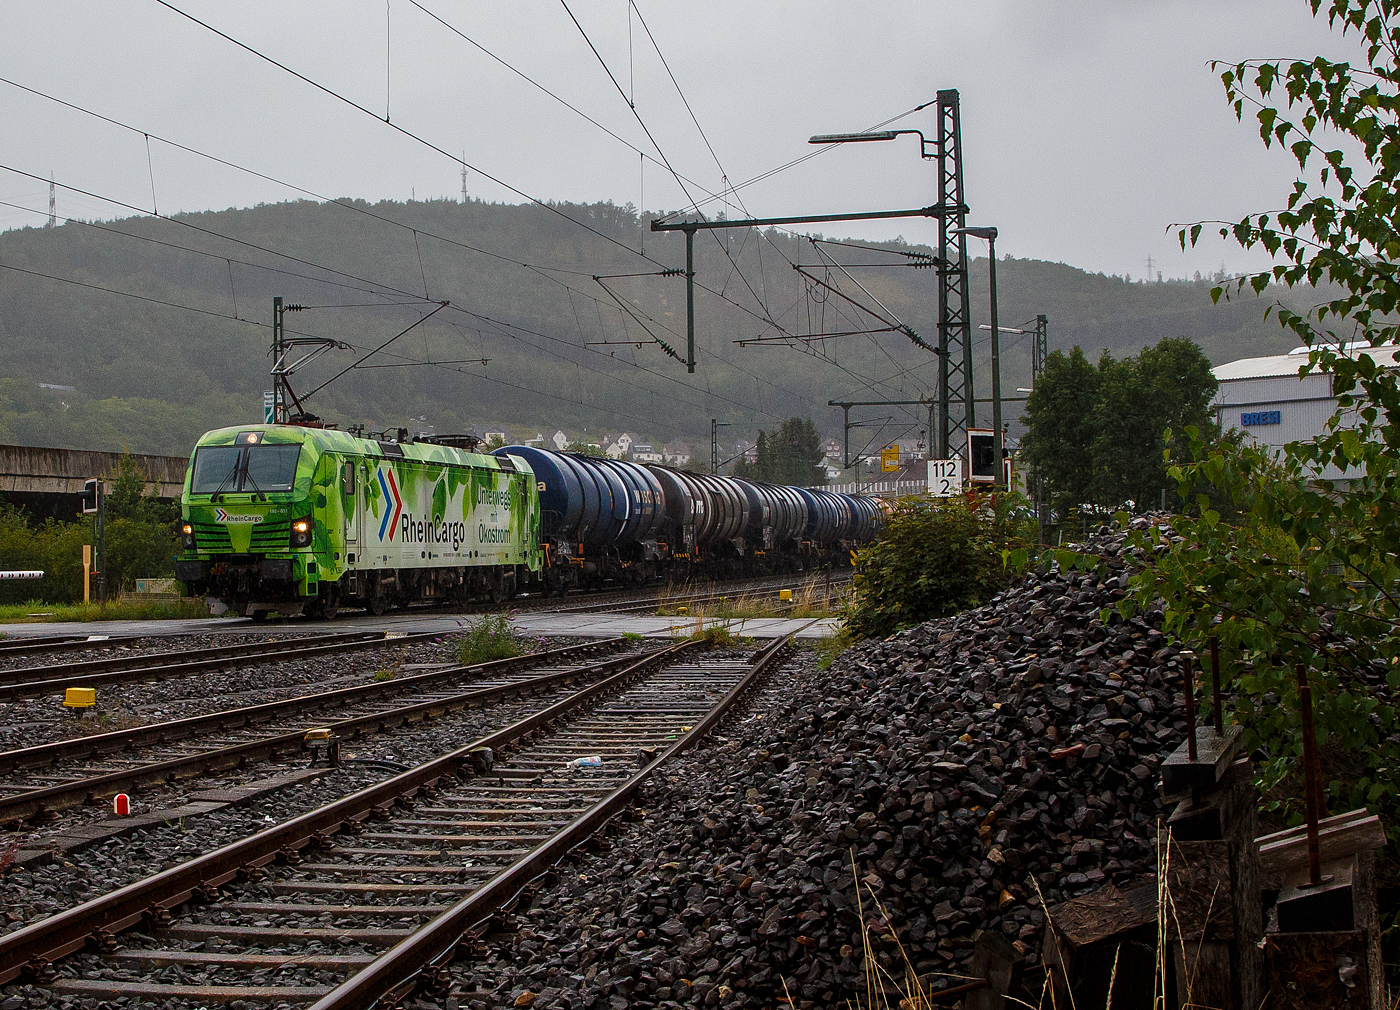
[622,632,645,642]
[808,628,854,671]
[373,647,412,682]
[0,835,22,874]
[456,613,524,665]
[62,707,145,739]
[690,621,737,647]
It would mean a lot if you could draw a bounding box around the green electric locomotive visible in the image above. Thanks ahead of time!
[174,425,541,620]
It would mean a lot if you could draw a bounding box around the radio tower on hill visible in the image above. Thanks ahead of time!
[460,156,468,203]
[46,174,55,228]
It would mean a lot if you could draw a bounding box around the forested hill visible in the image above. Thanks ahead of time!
[0,196,1301,456]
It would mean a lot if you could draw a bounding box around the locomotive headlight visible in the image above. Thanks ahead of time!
[181,522,196,549]
[290,517,314,548]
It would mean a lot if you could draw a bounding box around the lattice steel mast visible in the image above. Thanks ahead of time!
[935,90,973,459]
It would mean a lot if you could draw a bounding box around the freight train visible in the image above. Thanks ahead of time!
[173,424,882,620]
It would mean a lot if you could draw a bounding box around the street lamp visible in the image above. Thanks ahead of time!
[809,130,936,159]
[955,226,1002,487]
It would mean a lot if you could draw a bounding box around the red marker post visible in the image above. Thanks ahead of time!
[112,793,130,816]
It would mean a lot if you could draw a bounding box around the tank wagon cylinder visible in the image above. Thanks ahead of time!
[732,478,769,545]
[764,483,809,543]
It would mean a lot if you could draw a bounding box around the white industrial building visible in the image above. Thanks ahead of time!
[1212,342,1400,478]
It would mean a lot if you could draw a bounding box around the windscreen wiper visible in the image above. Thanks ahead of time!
[242,467,268,503]
[210,457,242,503]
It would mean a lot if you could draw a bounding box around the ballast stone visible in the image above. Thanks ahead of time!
[440,520,1200,1007]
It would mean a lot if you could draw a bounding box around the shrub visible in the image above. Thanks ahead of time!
[842,492,1032,640]
[456,613,523,665]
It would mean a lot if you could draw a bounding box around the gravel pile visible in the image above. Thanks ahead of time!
[449,521,1188,1008]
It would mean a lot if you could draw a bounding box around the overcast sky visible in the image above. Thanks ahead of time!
[0,1,1358,280]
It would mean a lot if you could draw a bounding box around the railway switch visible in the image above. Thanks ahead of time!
[304,727,340,767]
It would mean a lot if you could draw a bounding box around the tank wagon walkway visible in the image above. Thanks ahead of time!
[0,612,838,640]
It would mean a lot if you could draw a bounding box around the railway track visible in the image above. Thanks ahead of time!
[0,631,450,702]
[0,633,794,1008]
[0,638,636,827]
[541,572,851,615]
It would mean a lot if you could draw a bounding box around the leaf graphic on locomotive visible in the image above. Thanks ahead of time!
[366,467,383,519]
[431,477,448,523]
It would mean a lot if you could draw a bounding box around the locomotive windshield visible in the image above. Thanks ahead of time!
[245,445,301,491]
[190,444,301,494]
[190,446,242,494]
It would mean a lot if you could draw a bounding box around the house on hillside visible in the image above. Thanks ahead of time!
[630,444,663,464]
[663,440,691,465]
[734,439,758,464]
[479,423,510,445]
[604,432,638,458]
[819,436,844,480]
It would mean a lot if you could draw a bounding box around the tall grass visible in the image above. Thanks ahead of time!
[0,598,213,623]
[656,575,849,621]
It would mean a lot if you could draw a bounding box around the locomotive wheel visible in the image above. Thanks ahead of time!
[319,587,340,621]
[249,609,269,623]
[367,592,388,616]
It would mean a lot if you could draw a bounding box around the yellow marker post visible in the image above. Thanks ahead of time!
[63,687,96,713]
[82,545,91,604]
[778,589,793,601]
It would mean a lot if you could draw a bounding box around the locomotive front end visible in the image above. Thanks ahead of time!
[175,426,324,619]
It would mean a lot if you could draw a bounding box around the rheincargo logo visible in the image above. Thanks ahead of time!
[215,508,263,524]
[401,514,469,551]
[376,469,403,541]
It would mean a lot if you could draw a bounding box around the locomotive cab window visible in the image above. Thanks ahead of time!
[190,446,243,495]
[245,445,300,492]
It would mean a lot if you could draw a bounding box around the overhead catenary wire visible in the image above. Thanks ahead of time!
[0,72,903,416]
[153,0,659,262]
[3,65,934,432]
[0,76,831,417]
[556,0,779,339]
[0,255,699,436]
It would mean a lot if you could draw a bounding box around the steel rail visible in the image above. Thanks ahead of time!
[0,630,391,683]
[0,641,649,826]
[0,639,625,776]
[0,640,701,985]
[0,631,446,701]
[311,632,797,1010]
[0,635,139,657]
